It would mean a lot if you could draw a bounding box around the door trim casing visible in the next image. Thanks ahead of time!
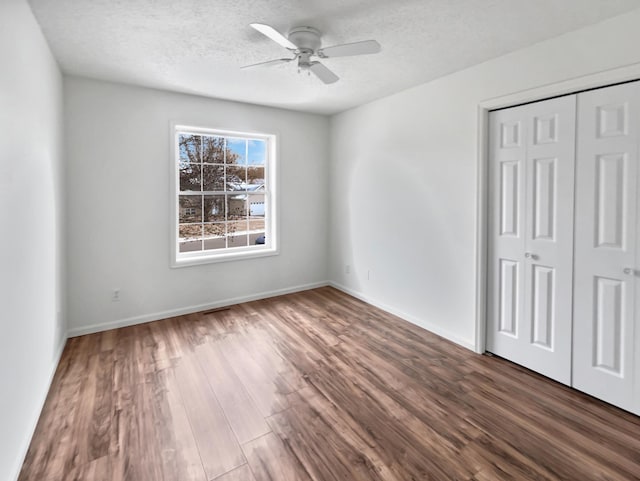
[474,62,640,354]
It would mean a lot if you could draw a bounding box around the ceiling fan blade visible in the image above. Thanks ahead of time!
[241,58,294,69]
[309,62,339,84]
[318,39,381,58]
[250,23,297,50]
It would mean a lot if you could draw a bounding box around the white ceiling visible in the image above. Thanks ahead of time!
[27,0,640,115]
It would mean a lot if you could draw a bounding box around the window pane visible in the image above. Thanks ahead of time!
[203,237,227,250]
[247,166,264,186]
[203,223,226,251]
[203,195,226,222]
[202,164,224,191]
[180,163,201,192]
[227,220,248,237]
[180,240,202,252]
[248,217,265,232]
[179,196,202,223]
[226,165,246,191]
[202,136,225,163]
[248,194,265,218]
[227,234,249,247]
[226,138,246,165]
[179,134,201,164]
[203,223,225,237]
[249,231,266,245]
[247,139,266,166]
[179,224,202,240]
[228,195,247,219]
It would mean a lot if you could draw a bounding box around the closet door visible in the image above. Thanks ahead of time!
[487,95,576,385]
[573,82,640,413]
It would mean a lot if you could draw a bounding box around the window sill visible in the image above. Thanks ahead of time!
[171,246,279,268]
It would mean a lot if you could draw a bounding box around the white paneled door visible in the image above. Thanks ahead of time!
[573,82,640,413]
[487,96,576,385]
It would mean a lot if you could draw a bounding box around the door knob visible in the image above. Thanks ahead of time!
[624,267,635,275]
[525,252,539,260]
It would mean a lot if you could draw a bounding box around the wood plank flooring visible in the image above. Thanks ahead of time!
[18,287,640,481]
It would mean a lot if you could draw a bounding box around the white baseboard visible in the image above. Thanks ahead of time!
[67,280,476,351]
[12,337,66,481]
[329,281,476,352]
[67,281,330,337]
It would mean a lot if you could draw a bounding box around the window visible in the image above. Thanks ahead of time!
[171,125,277,266]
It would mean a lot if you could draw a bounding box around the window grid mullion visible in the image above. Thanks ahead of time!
[224,137,228,249]
[199,135,204,251]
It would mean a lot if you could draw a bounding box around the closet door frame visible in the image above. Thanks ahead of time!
[475,64,640,355]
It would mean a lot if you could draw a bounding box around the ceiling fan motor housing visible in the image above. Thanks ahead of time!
[288,26,322,52]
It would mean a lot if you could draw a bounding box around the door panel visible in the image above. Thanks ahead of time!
[533,157,556,241]
[573,82,640,413]
[498,259,519,336]
[500,161,520,237]
[593,276,624,374]
[531,265,554,349]
[595,153,626,248]
[487,95,576,385]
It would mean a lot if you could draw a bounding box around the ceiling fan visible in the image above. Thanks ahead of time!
[242,23,381,84]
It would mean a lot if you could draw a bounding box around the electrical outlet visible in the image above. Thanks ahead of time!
[112,288,121,302]
[345,264,350,274]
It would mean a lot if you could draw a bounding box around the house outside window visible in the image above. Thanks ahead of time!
[171,125,277,266]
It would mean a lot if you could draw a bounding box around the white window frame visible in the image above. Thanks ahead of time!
[170,124,278,267]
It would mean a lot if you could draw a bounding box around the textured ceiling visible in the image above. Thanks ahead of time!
[27,0,640,115]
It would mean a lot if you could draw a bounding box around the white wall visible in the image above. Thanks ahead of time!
[64,77,329,334]
[0,1,66,480]
[329,9,640,349]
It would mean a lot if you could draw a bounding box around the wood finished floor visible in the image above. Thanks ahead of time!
[18,287,640,481]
